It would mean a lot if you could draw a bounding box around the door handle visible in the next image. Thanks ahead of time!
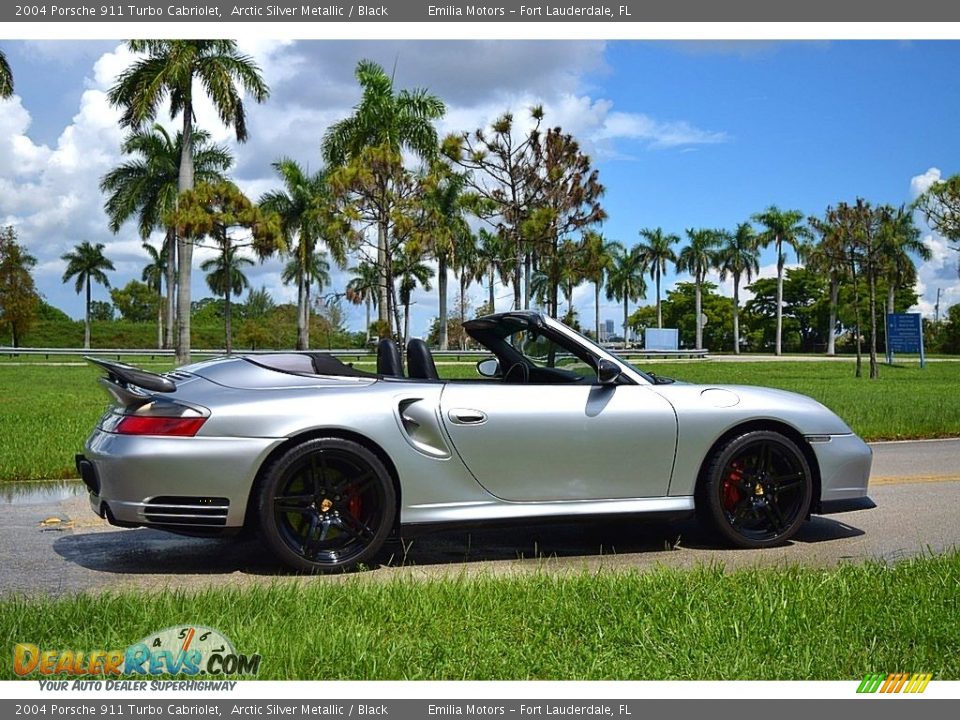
[448,408,488,425]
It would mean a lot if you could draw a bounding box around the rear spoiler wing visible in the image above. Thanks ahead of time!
[85,357,176,394]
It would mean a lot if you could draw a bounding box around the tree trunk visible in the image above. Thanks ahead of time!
[164,228,176,349]
[623,297,629,347]
[224,289,232,355]
[827,278,839,356]
[695,276,703,350]
[869,269,878,379]
[364,297,371,345]
[403,301,410,349]
[304,276,311,350]
[377,219,389,330]
[851,251,862,378]
[523,252,531,310]
[460,272,468,350]
[656,269,662,329]
[175,100,196,366]
[886,283,896,316]
[488,270,495,313]
[732,271,740,355]
[775,240,784,356]
[84,277,91,350]
[595,281,601,342]
[438,254,449,350]
[157,285,163,350]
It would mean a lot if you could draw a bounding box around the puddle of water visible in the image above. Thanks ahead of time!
[0,480,86,505]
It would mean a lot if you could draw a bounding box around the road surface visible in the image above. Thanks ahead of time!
[1,439,957,597]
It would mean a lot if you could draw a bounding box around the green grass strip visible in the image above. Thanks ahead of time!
[3,552,959,680]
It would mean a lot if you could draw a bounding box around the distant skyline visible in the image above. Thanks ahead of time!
[1,40,958,337]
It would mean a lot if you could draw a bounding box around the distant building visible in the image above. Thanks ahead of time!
[603,319,615,341]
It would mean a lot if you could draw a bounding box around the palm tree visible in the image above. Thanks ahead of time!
[200,238,253,354]
[109,40,269,364]
[346,261,380,346]
[752,206,811,355]
[100,124,232,347]
[393,247,434,349]
[259,158,342,350]
[61,241,115,349]
[282,250,331,343]
[322,59,445,331]
[605,243,646,347]
[716,224,759,355]
[677,229,720,350]
[0,48,13,98]
[452,231,478,347]
[880,207,930,316]
[636,227,680,329]
[141,241,168,350]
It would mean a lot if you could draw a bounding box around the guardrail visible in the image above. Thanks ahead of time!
[0,346,709,362]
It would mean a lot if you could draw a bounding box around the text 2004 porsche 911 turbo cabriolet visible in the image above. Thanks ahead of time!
[76,311,872,572]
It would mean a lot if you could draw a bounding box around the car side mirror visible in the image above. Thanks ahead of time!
[597,358,621,385]
[477,358,501,378]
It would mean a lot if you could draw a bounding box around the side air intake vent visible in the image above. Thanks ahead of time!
[143,496,229,530]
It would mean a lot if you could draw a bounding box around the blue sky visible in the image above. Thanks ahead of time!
[1,40,957,337]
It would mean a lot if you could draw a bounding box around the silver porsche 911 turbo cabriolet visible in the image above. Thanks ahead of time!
[76,311,872,572]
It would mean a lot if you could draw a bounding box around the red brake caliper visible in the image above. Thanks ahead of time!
[722,462,743,510]
[347,487,363,519]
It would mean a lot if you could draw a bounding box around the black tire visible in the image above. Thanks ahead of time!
[701,430,813,549]
[257,438,396,572]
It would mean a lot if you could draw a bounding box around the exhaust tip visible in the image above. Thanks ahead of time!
[74,454,101,495]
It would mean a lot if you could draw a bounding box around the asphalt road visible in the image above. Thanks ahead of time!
[1,439,958,597]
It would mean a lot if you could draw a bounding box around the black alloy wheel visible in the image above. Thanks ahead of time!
[258,438,396,572]
[703,430,813,548]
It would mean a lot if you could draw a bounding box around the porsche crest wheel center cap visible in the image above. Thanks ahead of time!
[319,498,333,512]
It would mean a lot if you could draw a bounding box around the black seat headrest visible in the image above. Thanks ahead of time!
[376,338,403,378]
[407,338,439,380]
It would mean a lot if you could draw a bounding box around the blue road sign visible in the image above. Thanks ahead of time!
[886,313,926,367]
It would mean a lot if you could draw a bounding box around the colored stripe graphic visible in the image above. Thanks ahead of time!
[858,672,931,694]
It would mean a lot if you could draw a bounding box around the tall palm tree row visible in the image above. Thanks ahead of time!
[141,241,168,350]
[605,243,646,346]
[61,241,115,349]
[100,124,232,348]
[0,48,13,98]
[322,59,445,336]
[200,236,254,355]
[880,206,930,316]
[636,227,679,330]
[109,40,269,364]
[752,206,811,356]
[716,223,759,354]
[677,229,721,350]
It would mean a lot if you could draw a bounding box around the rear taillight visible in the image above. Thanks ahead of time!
[115,416,207,437]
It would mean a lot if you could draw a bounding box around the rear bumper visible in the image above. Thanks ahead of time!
[82,429,280,532]
[808,432,873,507]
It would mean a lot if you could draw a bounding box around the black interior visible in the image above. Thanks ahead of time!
[376,338,404,378]
[407,339,440,380]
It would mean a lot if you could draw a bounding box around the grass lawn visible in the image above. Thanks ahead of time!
[3,552,958,680]
[0,359,957,482]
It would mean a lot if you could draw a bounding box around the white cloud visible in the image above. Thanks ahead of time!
[910,167,941,198]
[2,40,727,331]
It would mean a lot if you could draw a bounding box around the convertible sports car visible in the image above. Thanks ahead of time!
[77,311,872,572]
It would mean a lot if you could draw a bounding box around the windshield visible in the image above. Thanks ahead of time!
[539,316,658,384]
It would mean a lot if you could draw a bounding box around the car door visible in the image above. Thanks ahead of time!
[439,382,678,502]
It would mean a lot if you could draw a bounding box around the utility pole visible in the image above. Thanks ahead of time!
[934,287,942,323]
